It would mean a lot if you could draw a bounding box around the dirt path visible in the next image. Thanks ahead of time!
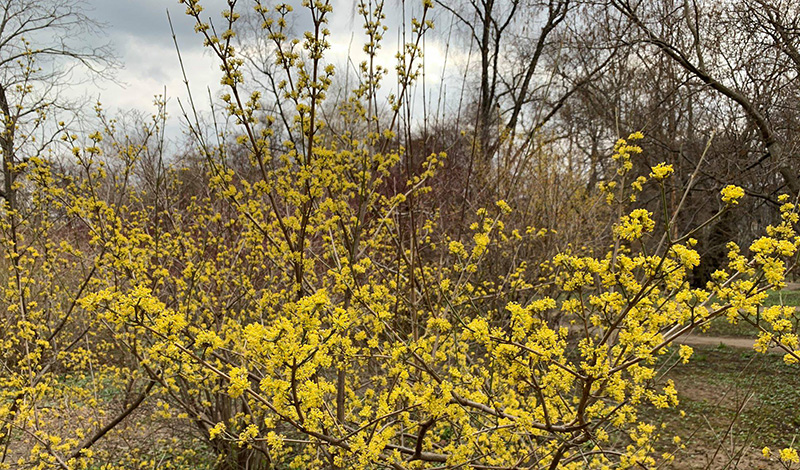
[675,334,785,353]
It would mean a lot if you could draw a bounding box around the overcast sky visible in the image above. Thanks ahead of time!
[75,0,463,139]
[77,0,227,135]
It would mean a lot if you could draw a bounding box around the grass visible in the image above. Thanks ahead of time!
[699,287,800,338]
[4,370,217,470]
[642,344,800,469]
[763,289,800,308]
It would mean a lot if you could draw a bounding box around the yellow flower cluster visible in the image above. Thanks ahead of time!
[649,162,674,180]
[781,447,800,463]
[615,209,656,241]
[611,132,644,175]
[720,184,745,204]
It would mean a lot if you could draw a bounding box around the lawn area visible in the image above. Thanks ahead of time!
[700,286,800,338]
[643,344,800,469]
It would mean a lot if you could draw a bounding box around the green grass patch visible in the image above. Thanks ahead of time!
[642,345,800,468]
[762,288,800,308]
[698,288,800,338]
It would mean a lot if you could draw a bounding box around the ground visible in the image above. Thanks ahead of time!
[648,284,800,469]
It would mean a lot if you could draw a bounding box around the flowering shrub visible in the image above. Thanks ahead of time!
[1,1,799,469]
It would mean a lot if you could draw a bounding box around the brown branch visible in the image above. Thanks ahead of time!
[68,380,157,461]
[611,0,800,194]
[412,418,435,461]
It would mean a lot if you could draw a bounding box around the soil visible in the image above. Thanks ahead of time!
[656,341,797,470]
[675,334,785,353]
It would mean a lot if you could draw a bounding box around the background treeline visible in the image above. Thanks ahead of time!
[412,0,800,282]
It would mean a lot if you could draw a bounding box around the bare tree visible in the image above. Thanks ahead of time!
[435,0,572,156]
[0,0,115,211]
[611,0,800,195]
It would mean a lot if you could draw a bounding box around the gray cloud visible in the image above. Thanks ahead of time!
[88,0,230,46]
[70,0,455,139]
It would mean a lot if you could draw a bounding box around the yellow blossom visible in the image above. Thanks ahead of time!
[780,448,799,463]
[650,163,674,180]
[721,185,745,204]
